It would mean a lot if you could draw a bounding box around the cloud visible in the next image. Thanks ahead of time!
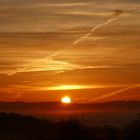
[40,2,89,7]
[0,87,22,101]
[5,9,125,75]
[64,11,112,17]
[113,9,124,16]
[0,0,140,102]
[89,84,140,102]
[73,9,124,45]
[6,57,122,75]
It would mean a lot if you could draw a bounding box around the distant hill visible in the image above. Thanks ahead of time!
[0,101,140,126]
[0,101,140,111]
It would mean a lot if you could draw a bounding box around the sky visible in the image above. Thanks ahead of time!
[0,0,140,103]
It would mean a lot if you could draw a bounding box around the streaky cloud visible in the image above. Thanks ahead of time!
[113,9,124,16]
[89,84,140,102]
[8,9,124,75]
[73,9,124,45]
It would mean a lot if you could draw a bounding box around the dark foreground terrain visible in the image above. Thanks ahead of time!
[0,112,140,140]
[0,101,140,126]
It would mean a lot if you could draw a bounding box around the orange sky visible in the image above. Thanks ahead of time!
[0,0,140,103]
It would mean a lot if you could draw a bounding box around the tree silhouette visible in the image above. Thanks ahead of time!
[0,112,140,140]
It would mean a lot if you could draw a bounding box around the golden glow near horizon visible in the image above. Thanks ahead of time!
[61,96,71,104]
[47,85,82,90]
[44,85,95,91]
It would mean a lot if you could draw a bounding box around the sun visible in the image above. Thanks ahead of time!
[61,96,71,104]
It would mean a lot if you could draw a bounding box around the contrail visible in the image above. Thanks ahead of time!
[88,84,139,102]
[73,18,118,45]
[73,9,124,45]
[73,84,140,103]
[10,10,124,75]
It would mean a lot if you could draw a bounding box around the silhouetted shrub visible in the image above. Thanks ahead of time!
[57,119,93,140]
[0,112,52,140]
[123,115,140,140]
[0,112,140,140]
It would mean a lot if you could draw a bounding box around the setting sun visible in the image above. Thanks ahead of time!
[61,96,71,104]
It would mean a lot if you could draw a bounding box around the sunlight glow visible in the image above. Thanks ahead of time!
[46,85,94,90]
[61,96,71,104]
[37,84,101,91]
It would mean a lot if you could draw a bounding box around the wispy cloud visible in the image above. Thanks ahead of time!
[6,57,123,75]
[39,84,96,91]
[63,11,112,17]
[39,2,89,7]
[73,9,124,45]
[0,0,140,102]
[89,84,140,102]
[6,10,124,75]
